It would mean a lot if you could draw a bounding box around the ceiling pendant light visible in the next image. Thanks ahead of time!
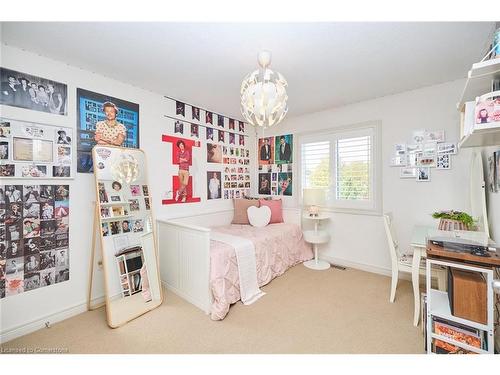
[240,50,288,128]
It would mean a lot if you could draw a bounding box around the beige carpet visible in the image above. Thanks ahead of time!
[1,265,424,354]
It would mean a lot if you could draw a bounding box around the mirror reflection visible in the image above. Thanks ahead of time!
[92,146,162,327]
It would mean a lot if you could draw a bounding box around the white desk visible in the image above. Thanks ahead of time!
[409,225,490,326]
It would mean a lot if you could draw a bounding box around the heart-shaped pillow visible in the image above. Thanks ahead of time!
[247,205,271,228]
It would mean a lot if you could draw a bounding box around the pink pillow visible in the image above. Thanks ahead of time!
[232,199,259,224]
[259,199,283,224]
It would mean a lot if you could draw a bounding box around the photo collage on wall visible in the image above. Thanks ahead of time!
[390,129,457,182]
[0,118,73,178]
[0,184,70,299]
[98,180,151,238]
[170,100,251,201]
[0,67,68,115]
[76,88,139,173]
[258,134,293,196]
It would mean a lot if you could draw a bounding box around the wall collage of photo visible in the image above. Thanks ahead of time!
[0,184,70,299]
[390,129,457,182]
[1,67,76,300]
[162,99,251,204]
[0,119,73,179]
[258,134,294,196]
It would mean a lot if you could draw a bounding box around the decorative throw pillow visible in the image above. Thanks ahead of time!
[232,199,259,225]
[259,199,283,224]
[247,206,271,228]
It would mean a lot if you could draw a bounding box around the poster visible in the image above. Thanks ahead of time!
[258,136,274,165]
[1,184,70,299]
[274,134,293,164]
[0,67,68,115]
[76,88,140,173]
[161,135,201,204]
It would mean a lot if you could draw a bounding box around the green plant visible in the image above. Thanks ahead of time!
[431,210,475,229]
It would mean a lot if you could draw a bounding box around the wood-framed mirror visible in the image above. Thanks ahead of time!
[91,145,163,328]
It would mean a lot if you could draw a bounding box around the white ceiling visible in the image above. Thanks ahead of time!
[1,22,495,119]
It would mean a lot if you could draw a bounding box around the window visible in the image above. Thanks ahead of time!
[301,141,330,189]
[300,124,380,213]
[336,135,371,201]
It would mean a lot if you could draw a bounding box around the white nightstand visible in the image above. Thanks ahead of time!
[302,213,331,270]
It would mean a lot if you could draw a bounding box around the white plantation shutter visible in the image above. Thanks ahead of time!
[301,141,330,189]
[336,135,371,201]
[300,125,379,212]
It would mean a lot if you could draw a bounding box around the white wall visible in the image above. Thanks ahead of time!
[0,44,255,342]
[268,79,473,273]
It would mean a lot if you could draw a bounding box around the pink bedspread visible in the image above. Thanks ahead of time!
[209,223,313,320]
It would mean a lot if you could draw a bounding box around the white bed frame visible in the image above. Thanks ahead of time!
[157,208,301,314]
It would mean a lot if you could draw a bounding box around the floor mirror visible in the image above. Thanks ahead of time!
[90,145,163,328]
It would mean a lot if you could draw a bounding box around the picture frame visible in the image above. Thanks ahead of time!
[416,167,431,182]
[0,67,68,115]
[436,153,452,170]
[424,130,445,143]
[76,88,140,173]
[436,143,457,155]
[400,167,417,179]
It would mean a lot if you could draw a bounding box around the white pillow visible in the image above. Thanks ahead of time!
[247,205,271,228]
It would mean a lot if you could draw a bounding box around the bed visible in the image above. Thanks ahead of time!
[157,208,312,320]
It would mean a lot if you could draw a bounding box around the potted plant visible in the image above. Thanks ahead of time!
[431,210,476,231]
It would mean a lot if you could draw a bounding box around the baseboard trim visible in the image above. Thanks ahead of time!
[320,255,414,282]
[0,295,106,344]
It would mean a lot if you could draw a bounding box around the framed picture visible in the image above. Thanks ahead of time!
[436,143,457,155]
[13,137,53,162]
[417,154,437,168]
[411,129,425,144]
[390,156,407,167]
[0,67,68,115]
[76,88,139,173]
[400,167,417,178]
[416,167,431,182]
[436,154,451,169]
[394,143,406,155]
[424,130,445,143]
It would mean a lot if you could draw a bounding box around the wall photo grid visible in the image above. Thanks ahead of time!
[1,118,73,179]
[258,134,293,196]
[1,184,70,299]
[390,129,457,182]
[163,99,251,204]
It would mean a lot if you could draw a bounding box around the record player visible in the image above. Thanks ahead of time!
[428,236,493,257]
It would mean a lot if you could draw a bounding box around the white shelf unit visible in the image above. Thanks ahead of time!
[426,258,495,354]
[457,58,500,149]
[116,251,144,298]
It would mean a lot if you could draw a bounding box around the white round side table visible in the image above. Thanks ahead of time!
[302,213,331,270]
